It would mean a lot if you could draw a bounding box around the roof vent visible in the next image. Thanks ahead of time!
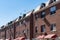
[40,3,46,8]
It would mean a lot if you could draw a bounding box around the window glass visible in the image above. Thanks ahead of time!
[50,6,56,15]
[49,0,56,4]
[41,3,45,7]
[53,0,56,1]
[26,29,28,33]
[50,24,56,31]
[35,27,38,33]
[41,12,46,18]
[41,3,46,8]
[41,25,45,32]
[23,30,26,33]
[15,22,19,26]
[35,14,39,20]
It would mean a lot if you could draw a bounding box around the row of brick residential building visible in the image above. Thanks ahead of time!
[0,0,60,40]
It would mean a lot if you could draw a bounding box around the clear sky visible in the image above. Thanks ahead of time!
[0,0,48,27]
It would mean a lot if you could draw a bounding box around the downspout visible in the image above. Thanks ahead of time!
[13,22,16,39]
[30,10,34,40]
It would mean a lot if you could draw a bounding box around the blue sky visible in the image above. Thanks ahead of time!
[0,0,48,27]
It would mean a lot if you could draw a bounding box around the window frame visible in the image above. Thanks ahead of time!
[49,0,56,4]
[41,25,45,32]
[35,27,38,33]
[50,24,56,31]
[50,6,57,15]
[41,11,46,18]
[35,14,39,20]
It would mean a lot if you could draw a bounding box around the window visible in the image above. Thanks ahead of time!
[41,25,45,32]
[11,32,14,37]
[19,16,22,20]
[40,3,46,8]
[35,14,39,20]
[50,24,56,31]
[25,18,29,22]
[50,6,56,15]
[19,21,23,26]
[23,30,26,33]
[15,22,19,26]
[19,22,21,25]
[23,20,26,23]
[49,0,56,4]
[41,3,46,8]
[41,12,46,18]
[27,29,29,34]
[35,27,38,33]
[52,0,56,1]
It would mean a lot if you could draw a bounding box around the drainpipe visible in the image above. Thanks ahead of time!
[30,10,34,40]
[13,22,16,39]
[5,29,6,40]
[9,28,11,40]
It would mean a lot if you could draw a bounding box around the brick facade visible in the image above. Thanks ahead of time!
[0,0,60,40]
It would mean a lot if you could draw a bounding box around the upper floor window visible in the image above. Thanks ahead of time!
[49,0,56,4]
[53,0,56,1]
[23,30,26,33]
[21,21,23,24]
[25,18,29,22]
[27,29,29,34]
[50,24,56,31]
[41,12,46,18]
[15,22,19,26]
[35,27,38,33]
[41,25,45,32]
[50,6,56,15]
[40,3,46,8]
[35,14,39,20]
[19,16,22,20]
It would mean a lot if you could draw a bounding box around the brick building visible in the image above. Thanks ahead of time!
[0,0,60,40]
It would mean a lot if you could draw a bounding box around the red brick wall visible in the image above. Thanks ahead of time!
[33,2,60,38]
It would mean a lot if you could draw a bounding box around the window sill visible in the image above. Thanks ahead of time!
[51,30,56,33]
